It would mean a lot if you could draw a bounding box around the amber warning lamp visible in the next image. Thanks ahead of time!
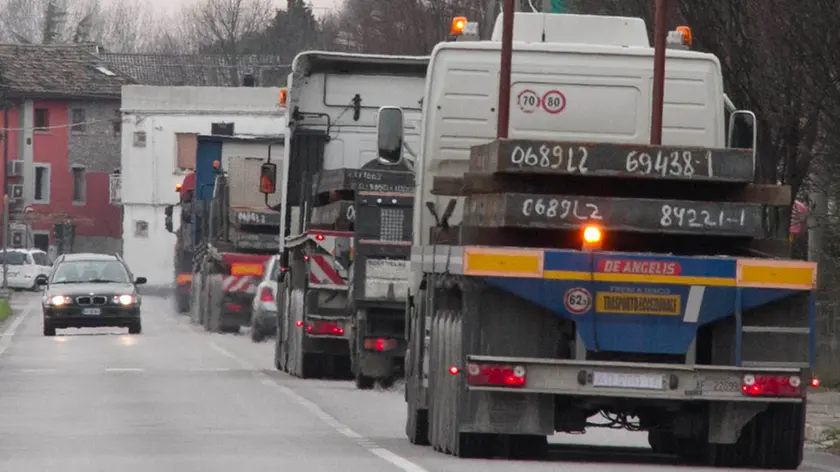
[451,17,467,35]
[175,183,182,192]
[582,226,603,251]
[259,162,277,194]
[279,88,287,107]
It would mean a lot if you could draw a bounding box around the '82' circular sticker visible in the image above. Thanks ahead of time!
[564,287,592,314]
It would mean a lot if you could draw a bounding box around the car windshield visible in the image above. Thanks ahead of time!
[31,252,51,266]
[0,251,26,266]
[50,260,131,284]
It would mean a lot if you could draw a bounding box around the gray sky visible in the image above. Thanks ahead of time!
[127,0,342,15]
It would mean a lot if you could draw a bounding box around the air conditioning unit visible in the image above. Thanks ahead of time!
[10,229,23,248]
[9,184,23,201]
[7,160,23,177]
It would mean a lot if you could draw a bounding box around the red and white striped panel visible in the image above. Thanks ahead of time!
[309,255,346,286]
[222,275,258,293]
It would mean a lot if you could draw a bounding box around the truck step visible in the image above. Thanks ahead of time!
[740,361,810,369]
[741,326,810,335]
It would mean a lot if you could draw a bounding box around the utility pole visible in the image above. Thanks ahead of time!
[650,0,668,145]
[808,187,827,291]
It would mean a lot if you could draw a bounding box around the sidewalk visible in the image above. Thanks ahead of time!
[807,391,840,449]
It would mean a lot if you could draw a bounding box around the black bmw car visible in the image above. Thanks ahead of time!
[39,253,146,336]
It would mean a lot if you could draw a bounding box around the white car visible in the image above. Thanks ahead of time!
[0,248,53,290]
[250,255,280,342]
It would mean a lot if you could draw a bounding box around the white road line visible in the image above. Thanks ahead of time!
[104,367,144,372]
[189,367,231,372]
[207,341,428,472]
[804,461,840,472]
[20,368,57,373]
[0,301,34,357]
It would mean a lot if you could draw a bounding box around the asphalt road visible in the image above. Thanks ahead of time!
[1,292,840,472]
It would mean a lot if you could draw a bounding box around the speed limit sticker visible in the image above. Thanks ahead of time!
[564,287,592,314]
[517,89,540,113]
[542,90,567,114]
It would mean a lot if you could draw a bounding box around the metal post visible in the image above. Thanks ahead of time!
[497,0,516,139]
[2,195,8,290]
[542,0,551,12]
[650,0,668,145]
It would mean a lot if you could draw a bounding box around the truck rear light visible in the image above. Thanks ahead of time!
[741,374,801,397]
[223,303,241,312]
[812,377,821,388]
[363,337,397,352]
[465,362,526,388]
[259,287,273,302]
[306,320,344,336]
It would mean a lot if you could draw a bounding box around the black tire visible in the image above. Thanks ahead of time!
[355,371,375,390]
[251,324,265,342]
[379,376,396,389]
[43,323,56,337]
[128,321,142,334]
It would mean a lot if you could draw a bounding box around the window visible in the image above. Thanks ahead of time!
[34,164,50,203]
[134,220,149,238]
[72,166,86,203]
[0,251,26,266]
[34,108,49,129]
[112,120,121,136]
[71,108,85,133]
[133,131,146,147]
[33,233,50,253]
[176,133,197,170]
[31,251,51,266]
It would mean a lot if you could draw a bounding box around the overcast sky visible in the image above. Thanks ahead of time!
[128,0,342,16]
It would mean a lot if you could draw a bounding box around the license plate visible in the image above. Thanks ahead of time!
[592,371,664,390]
[82,308,101,315]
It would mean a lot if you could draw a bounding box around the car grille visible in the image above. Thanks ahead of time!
[76,296,107,305]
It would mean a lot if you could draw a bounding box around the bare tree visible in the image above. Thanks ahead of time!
[183,0,274,56]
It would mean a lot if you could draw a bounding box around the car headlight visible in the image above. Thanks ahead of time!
[49,295,71,306]
[114,294,135,306]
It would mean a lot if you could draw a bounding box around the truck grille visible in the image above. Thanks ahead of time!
[76,296,107,305]
[380,208,406,241]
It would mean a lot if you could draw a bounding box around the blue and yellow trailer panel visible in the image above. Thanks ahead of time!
[460,247,816,356]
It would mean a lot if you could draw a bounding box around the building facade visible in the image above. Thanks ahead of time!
[118,85,285,289]
[0,44,132,256]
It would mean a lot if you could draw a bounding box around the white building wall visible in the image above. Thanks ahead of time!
[119,86,285,288]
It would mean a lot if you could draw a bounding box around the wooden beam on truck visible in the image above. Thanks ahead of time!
[229,207,283,227]
[431,174,792,206]
[315,168,415,195]
[311,200,355,230]
[463,193,766,238]
[470,139,755,183]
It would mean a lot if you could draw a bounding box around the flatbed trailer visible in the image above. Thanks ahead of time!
[401,12,815,470]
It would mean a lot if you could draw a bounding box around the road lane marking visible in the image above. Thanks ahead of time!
[804,461,840,472]
[189,367,231,372]
[104,367,144,372]
[211,341,429,472]
[0,300,35,357]
[20,368,57,373]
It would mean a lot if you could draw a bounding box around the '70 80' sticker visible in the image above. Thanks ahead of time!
[564,287,592,314]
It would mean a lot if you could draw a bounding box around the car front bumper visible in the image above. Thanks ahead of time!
[43,306,141,328]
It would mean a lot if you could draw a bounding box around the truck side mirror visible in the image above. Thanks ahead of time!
[259,162,277,194]
[377,106,404,165]
[728,110,757,151]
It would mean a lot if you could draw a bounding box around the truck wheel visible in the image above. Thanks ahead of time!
[355,371,375,390]
[743,403,804,469]
[251,325,265,342]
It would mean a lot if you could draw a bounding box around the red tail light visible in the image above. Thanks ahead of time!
[812,377,821,388]
[259,287,273,302]
[741,374,801,397]
[316,233,325,241]
[224,303,242,312]
[305,320,344,336]
[465,363,526,388]
[363,338,398,352]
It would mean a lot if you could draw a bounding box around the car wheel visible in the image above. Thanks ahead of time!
[251,324,265,342]
[43,323,56,337]
[128,321,142,335]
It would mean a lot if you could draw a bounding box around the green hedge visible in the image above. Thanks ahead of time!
[0,299,11,322]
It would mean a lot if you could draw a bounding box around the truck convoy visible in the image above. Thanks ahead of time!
[167,134,283,334]
[266,52,429,388]
[393,12,814,470]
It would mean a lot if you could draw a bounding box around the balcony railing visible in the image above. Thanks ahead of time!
[109,173,121,205]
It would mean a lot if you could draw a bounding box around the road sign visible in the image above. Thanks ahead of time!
[516,89,540,114]
[564,287,592,314]
[542,90,566,114]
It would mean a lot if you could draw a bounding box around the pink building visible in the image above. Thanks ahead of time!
[0,44,132,254]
